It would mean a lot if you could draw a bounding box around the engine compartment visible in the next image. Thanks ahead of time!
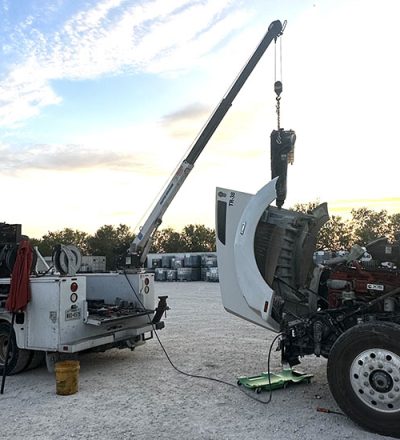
[242,201,400,366]
[277,232,400,366]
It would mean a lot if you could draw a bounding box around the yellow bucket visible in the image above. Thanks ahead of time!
[55,360,80,396]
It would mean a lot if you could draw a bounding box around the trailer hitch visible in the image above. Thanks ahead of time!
[152,296,169,324]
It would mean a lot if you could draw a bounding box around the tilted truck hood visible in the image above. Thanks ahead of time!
[216,179,329,332]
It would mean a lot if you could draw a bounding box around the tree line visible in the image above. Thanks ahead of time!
[30,205,400,270]
[31,224,216,270]
[293,203,400,251]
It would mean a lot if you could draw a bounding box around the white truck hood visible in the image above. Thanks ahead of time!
[216,180,329,332]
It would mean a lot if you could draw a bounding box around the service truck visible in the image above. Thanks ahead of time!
[0,20,285,375]
[0,223,167,374]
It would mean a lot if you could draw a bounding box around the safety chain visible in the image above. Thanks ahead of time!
[276,95,281,130]
[274,80,282,139]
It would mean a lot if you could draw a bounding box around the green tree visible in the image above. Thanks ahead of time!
[292,201,352,251]
[292,200,320,214]
[182,224,216,252]
[350,208,391,246]
[35,228,90,256]
[317,216,353,251]
[87,224,134,270]
[389,213,400,241]
[29,237,42,249]
[151,228,187,253]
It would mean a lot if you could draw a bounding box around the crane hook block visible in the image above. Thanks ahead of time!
[274,81,283,97]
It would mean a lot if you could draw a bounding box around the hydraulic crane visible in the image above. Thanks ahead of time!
[127,20,285,268]
[0,19,286,379]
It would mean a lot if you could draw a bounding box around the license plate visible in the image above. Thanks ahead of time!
[65,309,81,321]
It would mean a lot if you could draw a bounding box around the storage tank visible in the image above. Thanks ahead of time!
[190,267,201,281]
[166,269,177,281]
[172,258,184,269]
[162,255,173,268]
[177,268,192,281]
[183,254,192,267]
[152,258,162,269]
[155,268,167,281]
[203,256,218,268]
[206,267,219,282]
[190,255,201,268]
[177,267,201,281]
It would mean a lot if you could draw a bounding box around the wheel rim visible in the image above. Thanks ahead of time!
[350,348,400,413]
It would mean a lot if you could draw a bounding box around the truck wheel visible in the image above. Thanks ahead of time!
[0,322,31,375]
[25,350,45,370]
[327,322,400,438]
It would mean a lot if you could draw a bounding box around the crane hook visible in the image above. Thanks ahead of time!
[274,80,283,97]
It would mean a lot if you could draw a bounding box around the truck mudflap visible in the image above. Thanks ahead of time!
[216,179,329,331]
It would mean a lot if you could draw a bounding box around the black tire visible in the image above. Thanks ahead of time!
[25,350,45,371]
[327,322,400,438]
[0,322,32,375]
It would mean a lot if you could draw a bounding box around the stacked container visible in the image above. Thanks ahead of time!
[177,267,201,281]
[171,257,184,269]
[152,258,162,270]
[151,253,218,282]
[155,268,167,281]
[166,269,177,281]
[206,267,219,282]
[162,255,173,269]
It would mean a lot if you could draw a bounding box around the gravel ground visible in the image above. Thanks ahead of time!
[0,282,393,440]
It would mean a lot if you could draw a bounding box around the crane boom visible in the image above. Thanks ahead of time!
[128,19,285,267]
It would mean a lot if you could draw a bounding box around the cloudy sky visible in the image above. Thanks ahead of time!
[1,0,400,238]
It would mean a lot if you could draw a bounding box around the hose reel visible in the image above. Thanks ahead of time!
[0,223,37,277]
[52,245,82,276]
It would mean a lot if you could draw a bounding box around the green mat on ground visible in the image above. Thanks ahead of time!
[237,368,313,393]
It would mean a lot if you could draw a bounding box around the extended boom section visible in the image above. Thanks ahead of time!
[128,20,285,268]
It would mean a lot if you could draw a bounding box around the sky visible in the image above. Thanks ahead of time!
[1,0,400,238]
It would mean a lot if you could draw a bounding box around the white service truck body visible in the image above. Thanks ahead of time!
[0,271,163,372]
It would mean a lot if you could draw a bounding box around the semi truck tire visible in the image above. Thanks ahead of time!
[327,322,400,438]
[0,322,32,375]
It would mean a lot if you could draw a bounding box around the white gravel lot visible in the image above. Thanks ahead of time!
[0,282,393,440]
